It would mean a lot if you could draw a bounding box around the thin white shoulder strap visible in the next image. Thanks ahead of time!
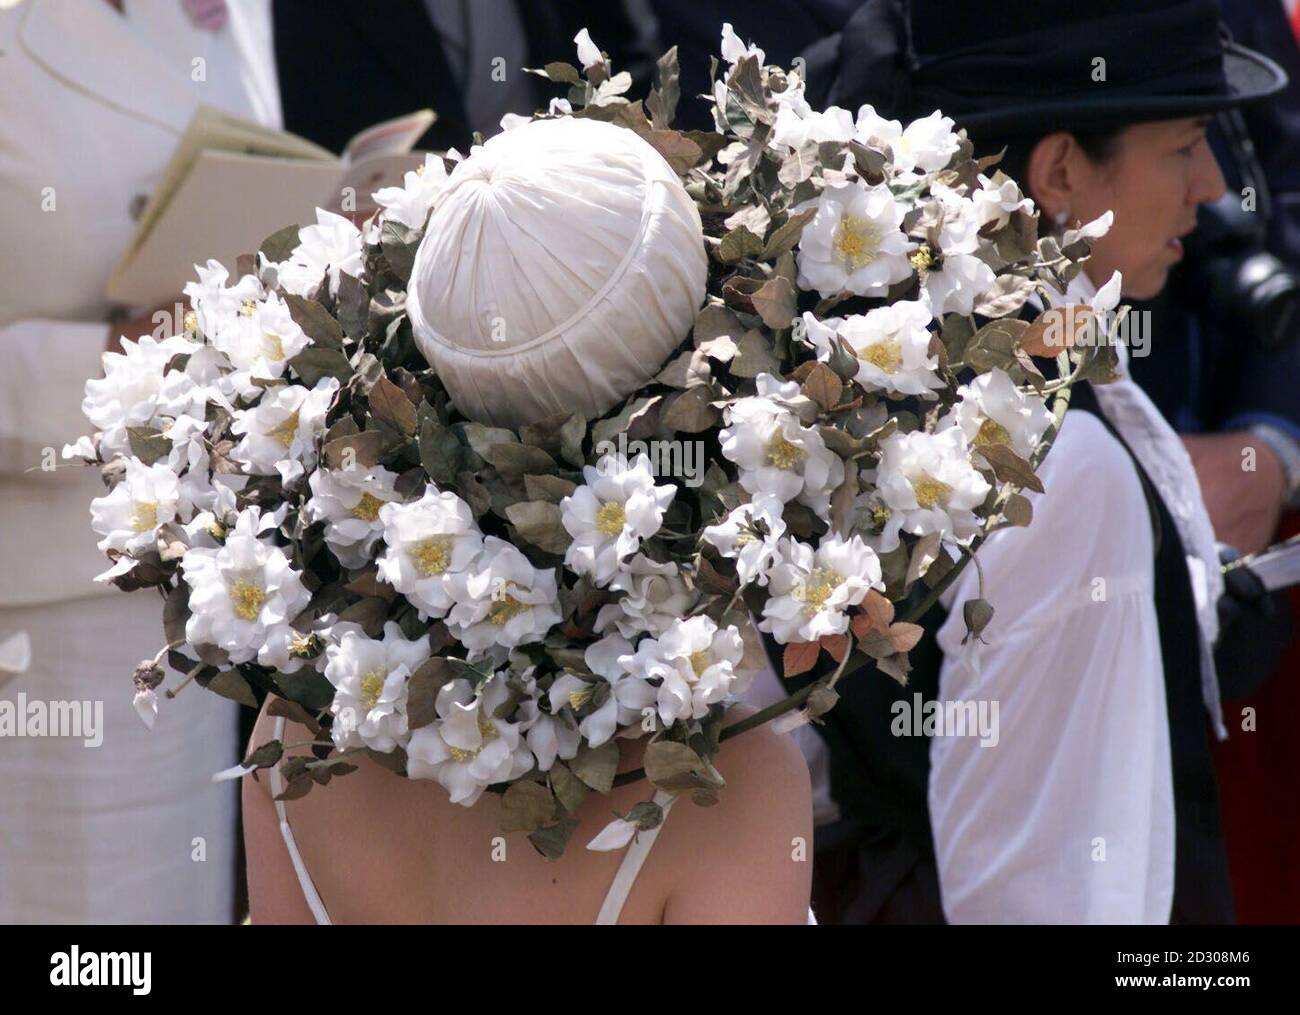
[268,716,332,925]
[594,789,678,925]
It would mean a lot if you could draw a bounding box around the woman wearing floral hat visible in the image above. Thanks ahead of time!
[795,0,1288,923]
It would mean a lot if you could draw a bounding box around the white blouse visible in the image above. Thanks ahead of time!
[931,271,1223,923]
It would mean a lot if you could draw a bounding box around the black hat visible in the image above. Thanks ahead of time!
[806,0,1288,139]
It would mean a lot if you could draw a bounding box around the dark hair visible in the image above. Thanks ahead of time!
[975,127,1127,200]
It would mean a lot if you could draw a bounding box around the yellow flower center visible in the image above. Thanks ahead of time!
[240,299,257,318]
[974,417,1011,449]
[910,247,935,273]
[268,410,300,448]
[595,500,626,537]
[352,492,385,522]
[208,520,227,540]
[131,500,158,533]
[833,214,882,271]
[911,473,952,508]
[766,433,806,471]
[567,685,595,711]
[359,669,387,712]
[860,338,903,373]
[488,587,529,626]
[262,332,285,361]
[290,632,316,657]
[183,310,199,336]
[688,649,712,678]
[411,536,452,576]
[229,580,267,621]
[447,711,500,763]
[795,566,842,616]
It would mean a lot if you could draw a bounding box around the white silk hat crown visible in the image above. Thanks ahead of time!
[406,116,708,429]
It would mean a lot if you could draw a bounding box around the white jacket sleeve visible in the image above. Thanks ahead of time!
[929,411,1175,924]
[0,317,107,476]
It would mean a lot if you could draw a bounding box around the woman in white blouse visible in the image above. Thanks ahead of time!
[794,0,1287,924]
[0,0,279,922]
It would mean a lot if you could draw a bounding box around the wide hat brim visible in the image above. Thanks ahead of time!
[939,40,1289,139]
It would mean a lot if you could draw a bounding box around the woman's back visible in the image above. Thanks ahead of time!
[244,702,813,924]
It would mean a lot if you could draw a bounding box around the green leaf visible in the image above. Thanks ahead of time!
[523,474,578,504]
[717,225,765,264]
[760,207,816,259]
[500,780,558,834]
[283,294,345,351]
[505,500,571,555]
[646,46,680,130]
[417,416,463,486]
[750,275,797,330]
[528,814,579,860]
[275,668,335,712]
[569,739,619,793]
[979,443,1045,494]
[323,429,382,470]
[550,760,590,814]
[205,669,258,708]
[243,739,284,769]
[259,223,301,264]
[368,375,418,437]
[127,425,170,466]
[406,657,453,729]
[288,347,353,386]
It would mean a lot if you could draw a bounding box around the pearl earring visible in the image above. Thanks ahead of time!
[1053,208,1071,228]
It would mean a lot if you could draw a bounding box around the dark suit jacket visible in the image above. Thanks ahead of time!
[273,0,653,154]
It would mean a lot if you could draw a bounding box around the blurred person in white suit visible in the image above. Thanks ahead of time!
[0,0,279,922]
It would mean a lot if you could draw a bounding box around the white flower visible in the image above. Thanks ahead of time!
[586,814,643,852]
[573,27,603,70]
[720,376,845,514]
[405,675,533,805]
[323,621,431,753]
[585,631,656,736]
[133,688,159,730]
[796,180,914,298]
[920,247,997,316]
[90,458,180,556]
[516,672,583,773]
[183,259,263,339]
[1062,209,1114,248]
[207,291,311,397]
[229,377,339,483]
[773,102,855,150]
[561,453,676,586]
[759,534,883,643]
[720,22,764,66]
[445,537,562,653]
[702,493,787,587]
[180,507,311,665]
[81,333,204,458]
[873,429,992,552]
[373,153,450,230]
[594,555,700,638]
[274,209,364,297]
[257,613,339,675]
[916,184,997,315]
[855,107,960,175]
[621,616,747,726]
[1091,269,1123,314]
[376,487,483,619]
[802,303,943,397]
[973,173,1034,230]
[947,368,1053,462]
[306,465,402,568]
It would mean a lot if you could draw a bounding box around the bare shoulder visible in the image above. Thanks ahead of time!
[656,702,814,923]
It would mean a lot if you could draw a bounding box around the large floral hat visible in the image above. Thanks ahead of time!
[69,25,1123,859]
